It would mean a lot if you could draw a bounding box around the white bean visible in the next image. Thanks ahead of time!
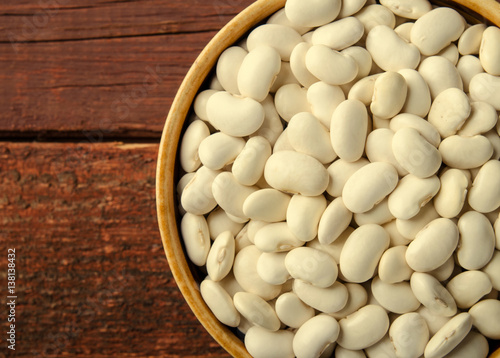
[458,23,486,55]
[410,7,465,56]
[434,169,469,218]
[390,113,440,147]
[206,231,235,281]
[216,46,247,95]
[366,25,420,71]
[264,151,329,196]
[371,276,421,314]
[254,222,304,253]
[397,69,432,117]
[439,135,493,170]
[389,312,429,358]
[388,174,440,220]
[417,305,451,336]
[365,129,407,176]
[479,26,500,75]
[293,279,348,313]
[392,127,442,178]
[418,56,463,99]
[469,72,500,110]
[287,112,336,163]
[371,71,407,119]
[446,331,489,358]
[245,326,295,358]
[274,83,311,121]
[306,45,358,85]
[247,24,303,61]
[326,158,369,197]
[427,87,471,138]
[180,166,220,215]
[457,55,485,93]
[267,8,313,35]
[286,194,327,242]
[256,252,289,285]
[285,247,338,287]
[212,172,257,220]
[293,314,340,358]
[198,132,245,170]
[312,16,364,50]
[469,299,500,339]
[354,197,394,226]
[317,197,353,245]
[232,136,271,186]
[340,224,390,282]
[458,101,498,136]
[446,270,493,309]
[424,312,472,358]
[253,95,284,146]
[338,0,366,18]
[348,74,381,106]
[275,292,315,328]
[285,0,341,27]
[243,188,290,223]
[337,305,389,350]
[330,283,368,320]
[307,81,345,128]
[234,291,280,331]
[457,210,495,270]
[206,91,265,137]
[179,119,210,173]
[468,160,500,213]
[180,213,211,266]
[290,42,319,88]
[354,5,396,35]
[396,202,440,239]
[200,279,240,327]
[193,89,218,121]
[482,250,500,291]
[410,272,457,317]
[334,346,366,358]
[378,245,413,283]
[342,46,373,81]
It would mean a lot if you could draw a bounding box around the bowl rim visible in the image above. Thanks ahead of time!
[156,0,500,356]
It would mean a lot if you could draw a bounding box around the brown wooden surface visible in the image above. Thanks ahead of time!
[0,0,254,356]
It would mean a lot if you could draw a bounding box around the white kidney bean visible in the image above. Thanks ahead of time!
[293,314,340,358]
[468,160,500,213]
[418,56,463,99]
[216,46,247,95]
[457,210,495,270]
[245,326,295,358]
[388,174,440,220]
[290,42,319,88]
[483,250,500,291]
[339,224,390,282]
[233,291,280,331]
[334,346,366,358]
[397,69,432,117]
[364,334,397,358]
[366,25,420,72]
[293,279,348,313]
[310,227,353,267]
[469,72,500,110]
[286,194,327,242]
[200,279,240,327]
[270,61,300,92]
[383,220,412,247]
[246,24,302,61]
[337,305,390,350]
[434,168,469,218]
[193,89,218,121]
[348,74,381,106]
[285,0,341,27]
[354,5,396,35]
[458,101,497,136]
[427,87,471,138]
[180,213,211,266]
[405,217,458,272]
[329,283,367,321]
[378,245,413,283]
[424,312,472,358]
[273,128,294,153]
[446,331,489,358]
[389,312,429,358]
[392,127,442,178]
[212,172,257,220]
[390,113,440,147]
[256,252,289,285]
[394,22,413,42]
[317,197,353,245]
[306,45,358,85]
[206,231,235,281]
[232,136,271,186]
[370,71,407,119]
[342,46,373,81]
[410,7,465,56]
[207,207,245,240]
[254,222,304,253]
[233,245,282,300]
[330,99,368,163]
[457,54,485,93]
[243,188,290,223]
[365,129,407,176]
[338,0,366,18]
[343,162,399,213]
[287,112,336,164]
[285,247,338,287]
[458,24,487,55]
[396,202,440,239]
[237,45,281,102]
[380,0,431,19]
[198,132,245,170]
[439,134,493,169]
[371,276,421,313]
[179,119,210,173]
[469,299,500,339]
[354,197,394,226]
[479,26,500,75]
[206,91,264,137]
[307,81,345,128]
[275,292,315,328]
[312,16,364,50]
[274,83,311,121]
[267,8,312,35]
[264,151,329,196]
[446,270,493,309]
[326,158,369,197]
[417,305,451,336]
[410,272,457,317]
[428,255,455,282]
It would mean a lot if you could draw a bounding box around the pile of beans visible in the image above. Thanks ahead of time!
[175,0,500,356]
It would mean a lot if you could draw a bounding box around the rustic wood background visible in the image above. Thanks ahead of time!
[0,0,255,356]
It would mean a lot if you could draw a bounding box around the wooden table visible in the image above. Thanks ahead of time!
[0,0,254,356]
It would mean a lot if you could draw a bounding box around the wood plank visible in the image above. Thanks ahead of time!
[0,0,256,138]
[0,142,231,357]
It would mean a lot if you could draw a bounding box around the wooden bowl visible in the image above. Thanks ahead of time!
[156,0,500,356]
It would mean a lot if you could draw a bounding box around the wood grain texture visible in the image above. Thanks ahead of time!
[0,0,255,138]
[0,142,230,357]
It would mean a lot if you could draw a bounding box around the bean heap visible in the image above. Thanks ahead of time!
[176,0,500,356]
